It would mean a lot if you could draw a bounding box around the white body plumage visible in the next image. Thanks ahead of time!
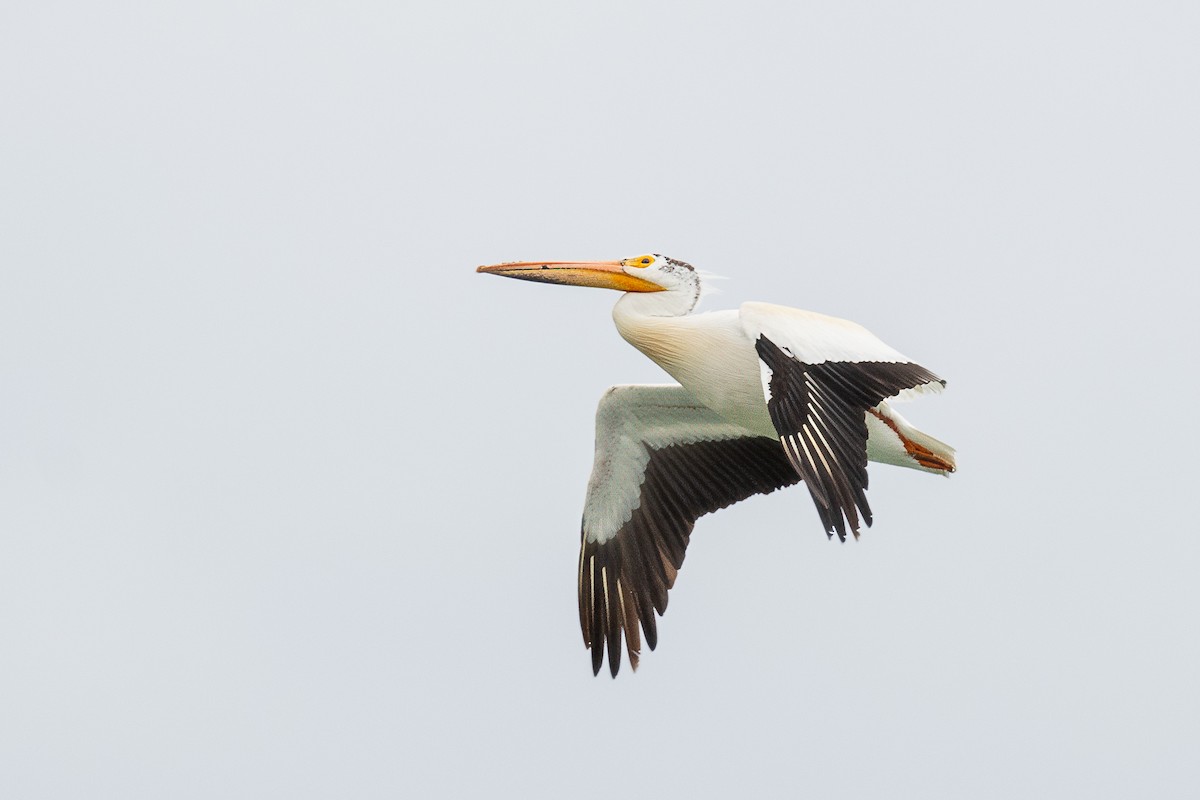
[478,253,955,676]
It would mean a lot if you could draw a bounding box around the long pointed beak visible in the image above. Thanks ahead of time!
[476,260,664,293]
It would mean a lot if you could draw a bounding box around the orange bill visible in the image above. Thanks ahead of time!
[476,260,664,293]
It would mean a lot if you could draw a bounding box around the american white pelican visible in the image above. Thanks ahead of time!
[477,254,955,677]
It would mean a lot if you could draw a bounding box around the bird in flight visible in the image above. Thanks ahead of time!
[477,254,955,677]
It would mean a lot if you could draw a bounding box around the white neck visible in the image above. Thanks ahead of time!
[612,286,698,323]
[611,288,700,380]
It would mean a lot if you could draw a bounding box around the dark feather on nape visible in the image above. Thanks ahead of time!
[662,256,695,272]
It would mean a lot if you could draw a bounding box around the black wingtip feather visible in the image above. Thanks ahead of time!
[757,334,940,544]
[579,435,800,676]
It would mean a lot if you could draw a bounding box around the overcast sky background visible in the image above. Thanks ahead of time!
[3,2,1198,797]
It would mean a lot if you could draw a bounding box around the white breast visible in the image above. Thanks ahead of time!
[612,306,776,437]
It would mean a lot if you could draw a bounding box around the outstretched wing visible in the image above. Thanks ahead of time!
[740,302,946,542]
[579,384,800,677]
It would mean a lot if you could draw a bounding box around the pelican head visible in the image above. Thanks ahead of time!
[477,253,699,295]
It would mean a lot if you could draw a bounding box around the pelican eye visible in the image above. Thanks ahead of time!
[627,255,655,268]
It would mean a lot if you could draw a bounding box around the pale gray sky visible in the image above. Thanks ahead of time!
[2,2,1198,797]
